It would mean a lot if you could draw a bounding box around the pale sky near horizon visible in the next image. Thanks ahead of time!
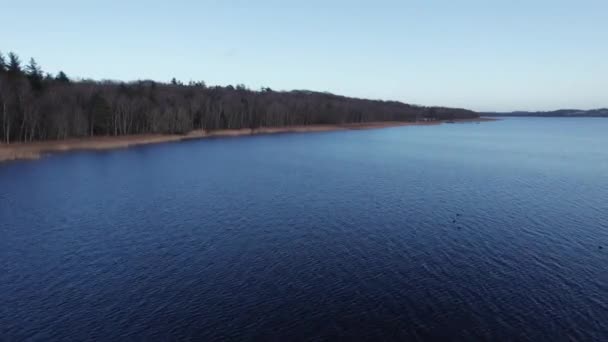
[2,0,607,111]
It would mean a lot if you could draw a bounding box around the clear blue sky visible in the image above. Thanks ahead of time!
[2,0,607,111]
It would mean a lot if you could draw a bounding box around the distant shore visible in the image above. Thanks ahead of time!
[0,118,494,163]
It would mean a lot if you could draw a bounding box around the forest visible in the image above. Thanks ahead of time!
[0,51,478,143]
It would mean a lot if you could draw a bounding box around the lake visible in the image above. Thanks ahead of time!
[1,118,607,340]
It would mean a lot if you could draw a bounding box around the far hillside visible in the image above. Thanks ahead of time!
[483,109,608,117]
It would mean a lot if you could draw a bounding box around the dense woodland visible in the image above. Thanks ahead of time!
[0,52,478,143]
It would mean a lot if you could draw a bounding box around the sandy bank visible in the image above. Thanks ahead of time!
[0,119,495,163]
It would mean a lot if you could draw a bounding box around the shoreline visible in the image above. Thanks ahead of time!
[0,118,494,163]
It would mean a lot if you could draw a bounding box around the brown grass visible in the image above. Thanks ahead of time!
[0,118,496,163]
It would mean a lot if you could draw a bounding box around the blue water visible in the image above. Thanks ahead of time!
[1,118,607,341]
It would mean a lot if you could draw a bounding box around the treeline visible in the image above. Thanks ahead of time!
[484,109,608,117]
[0,51,478,143]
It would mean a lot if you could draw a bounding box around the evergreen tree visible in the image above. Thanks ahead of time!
[7,52,22,76]
[56,71,70,83]
[25,58,44,91]
[25,58,41,75]
[0,52,6,73]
